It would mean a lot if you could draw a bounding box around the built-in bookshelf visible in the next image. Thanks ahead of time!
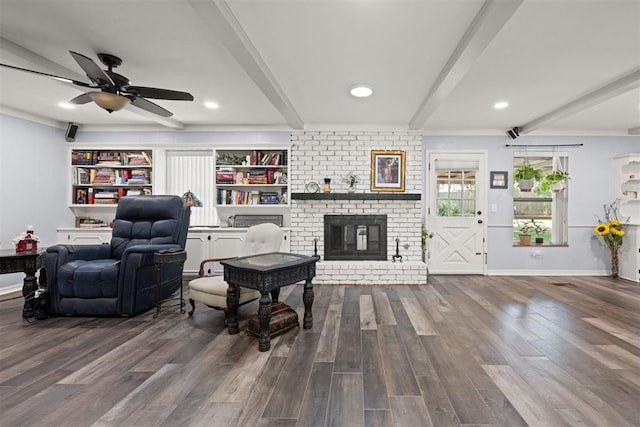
[214,148,289,207]
[71,149,153,209]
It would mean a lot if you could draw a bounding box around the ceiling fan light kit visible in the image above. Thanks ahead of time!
[88,92,130,113]
[0,50,194,118]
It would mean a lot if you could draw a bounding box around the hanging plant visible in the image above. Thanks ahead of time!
[538,170,570,193]
[514,163,543,192]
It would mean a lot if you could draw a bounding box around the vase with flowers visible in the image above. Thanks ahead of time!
[343,172,360,193]
[594,199,627,278]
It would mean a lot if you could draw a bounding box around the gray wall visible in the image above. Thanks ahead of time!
[0,115,71,289]
[423,135,640,274]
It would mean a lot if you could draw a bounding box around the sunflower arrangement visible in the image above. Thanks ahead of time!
[594,199,627,277]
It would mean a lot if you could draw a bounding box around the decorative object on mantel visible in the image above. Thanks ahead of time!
[371,150,406,192]
[313,237,318,257]
[594,199,628,278]
[342,172,360,193]
[392,237,403,263]
[181,190,203,207]
[323,178,331,193]
[12,225,40,253]
[305,181,320,193]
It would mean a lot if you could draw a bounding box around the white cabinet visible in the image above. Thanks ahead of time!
[183,227,291,276]
[57,228,112,244]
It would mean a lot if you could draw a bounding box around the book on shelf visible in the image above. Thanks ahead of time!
[75,168,90,185]
[125,152,152,166]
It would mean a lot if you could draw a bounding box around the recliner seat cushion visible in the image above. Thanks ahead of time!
[58,259,119,299]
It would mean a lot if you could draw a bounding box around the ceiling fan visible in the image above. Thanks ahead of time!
[0,51,194,117]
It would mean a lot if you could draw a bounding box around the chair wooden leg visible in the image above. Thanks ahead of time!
[188,298,196,316]
[223,307,229,326]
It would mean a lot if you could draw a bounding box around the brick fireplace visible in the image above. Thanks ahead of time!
[289,131,427,285]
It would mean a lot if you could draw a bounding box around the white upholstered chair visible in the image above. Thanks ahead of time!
[187,222,284,324]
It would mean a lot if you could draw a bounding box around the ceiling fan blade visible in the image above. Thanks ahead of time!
[69,92,93,104]
[130,97,173,117]
[127,86,194,101]
[69,51,113,86]
[0,63,92,87]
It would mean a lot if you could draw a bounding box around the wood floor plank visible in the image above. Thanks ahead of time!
[364,409,393,427]
[333,314,361,372]
[401,296,438,335]
[378,325,421,396]
[235,356,287,427]
[296,362,333,427]
[327,373,365,427]
[389,395,433,427]
[315,286,342,363]
[582,317,640,349]
[360,294,377,330]
[481,364,562,427]
[371,288,396,325]
[361,329,390,410]
[263,331,321,418]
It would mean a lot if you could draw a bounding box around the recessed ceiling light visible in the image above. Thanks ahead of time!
[58,102,75,110]
[494,101,509,110]
[350,85,373,98]
[204,101,220,109]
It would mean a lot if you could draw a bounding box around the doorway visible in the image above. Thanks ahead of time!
[427,151,487,274]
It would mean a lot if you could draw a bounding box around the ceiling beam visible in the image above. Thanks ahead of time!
[0,37,187,130]
[187,0,304,130]
[517,67,640,134]
[409,0,524,130]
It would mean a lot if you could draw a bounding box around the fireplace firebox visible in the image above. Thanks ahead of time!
[324,215,387,261]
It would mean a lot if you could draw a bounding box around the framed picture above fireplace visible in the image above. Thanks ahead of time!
[371,150,406,192]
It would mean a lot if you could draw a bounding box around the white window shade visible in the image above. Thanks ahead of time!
[166,150,216,226]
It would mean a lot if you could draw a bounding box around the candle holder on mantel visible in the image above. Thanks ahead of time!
[392,237,403,263]
[313,237,319,257]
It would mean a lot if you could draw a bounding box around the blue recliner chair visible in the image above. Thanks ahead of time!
[45,195,190,316]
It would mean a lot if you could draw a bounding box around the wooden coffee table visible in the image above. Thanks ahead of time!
[221,252,320,351]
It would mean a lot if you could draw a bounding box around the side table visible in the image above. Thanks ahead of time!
[221,252,320,351]
[0,249,45,318]
[153,249,187,318]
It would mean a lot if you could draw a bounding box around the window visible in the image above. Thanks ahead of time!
[513,154,568,245]
[436,169,477,217]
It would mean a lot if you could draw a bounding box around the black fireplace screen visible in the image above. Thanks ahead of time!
[324,214,387,261]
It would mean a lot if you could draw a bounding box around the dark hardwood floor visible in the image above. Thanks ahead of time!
[1,275,638,426]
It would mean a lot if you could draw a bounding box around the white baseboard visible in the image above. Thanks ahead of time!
[487,269,608,276]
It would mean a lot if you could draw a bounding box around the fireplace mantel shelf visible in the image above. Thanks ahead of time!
[291,193,421,201]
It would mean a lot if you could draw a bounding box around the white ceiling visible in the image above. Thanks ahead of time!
[0,0,638,135]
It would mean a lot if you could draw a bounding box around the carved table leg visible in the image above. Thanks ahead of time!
[21,261,39,319]
[258,292,272,352]
[270,288,280,304]
[227,284,240,334]
[303,278,314,329]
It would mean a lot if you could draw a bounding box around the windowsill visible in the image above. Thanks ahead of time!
[513,243,568,247]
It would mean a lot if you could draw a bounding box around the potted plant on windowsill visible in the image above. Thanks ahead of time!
[538,170,570,193]
[519,219,548,245]
[514,163,543,192]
